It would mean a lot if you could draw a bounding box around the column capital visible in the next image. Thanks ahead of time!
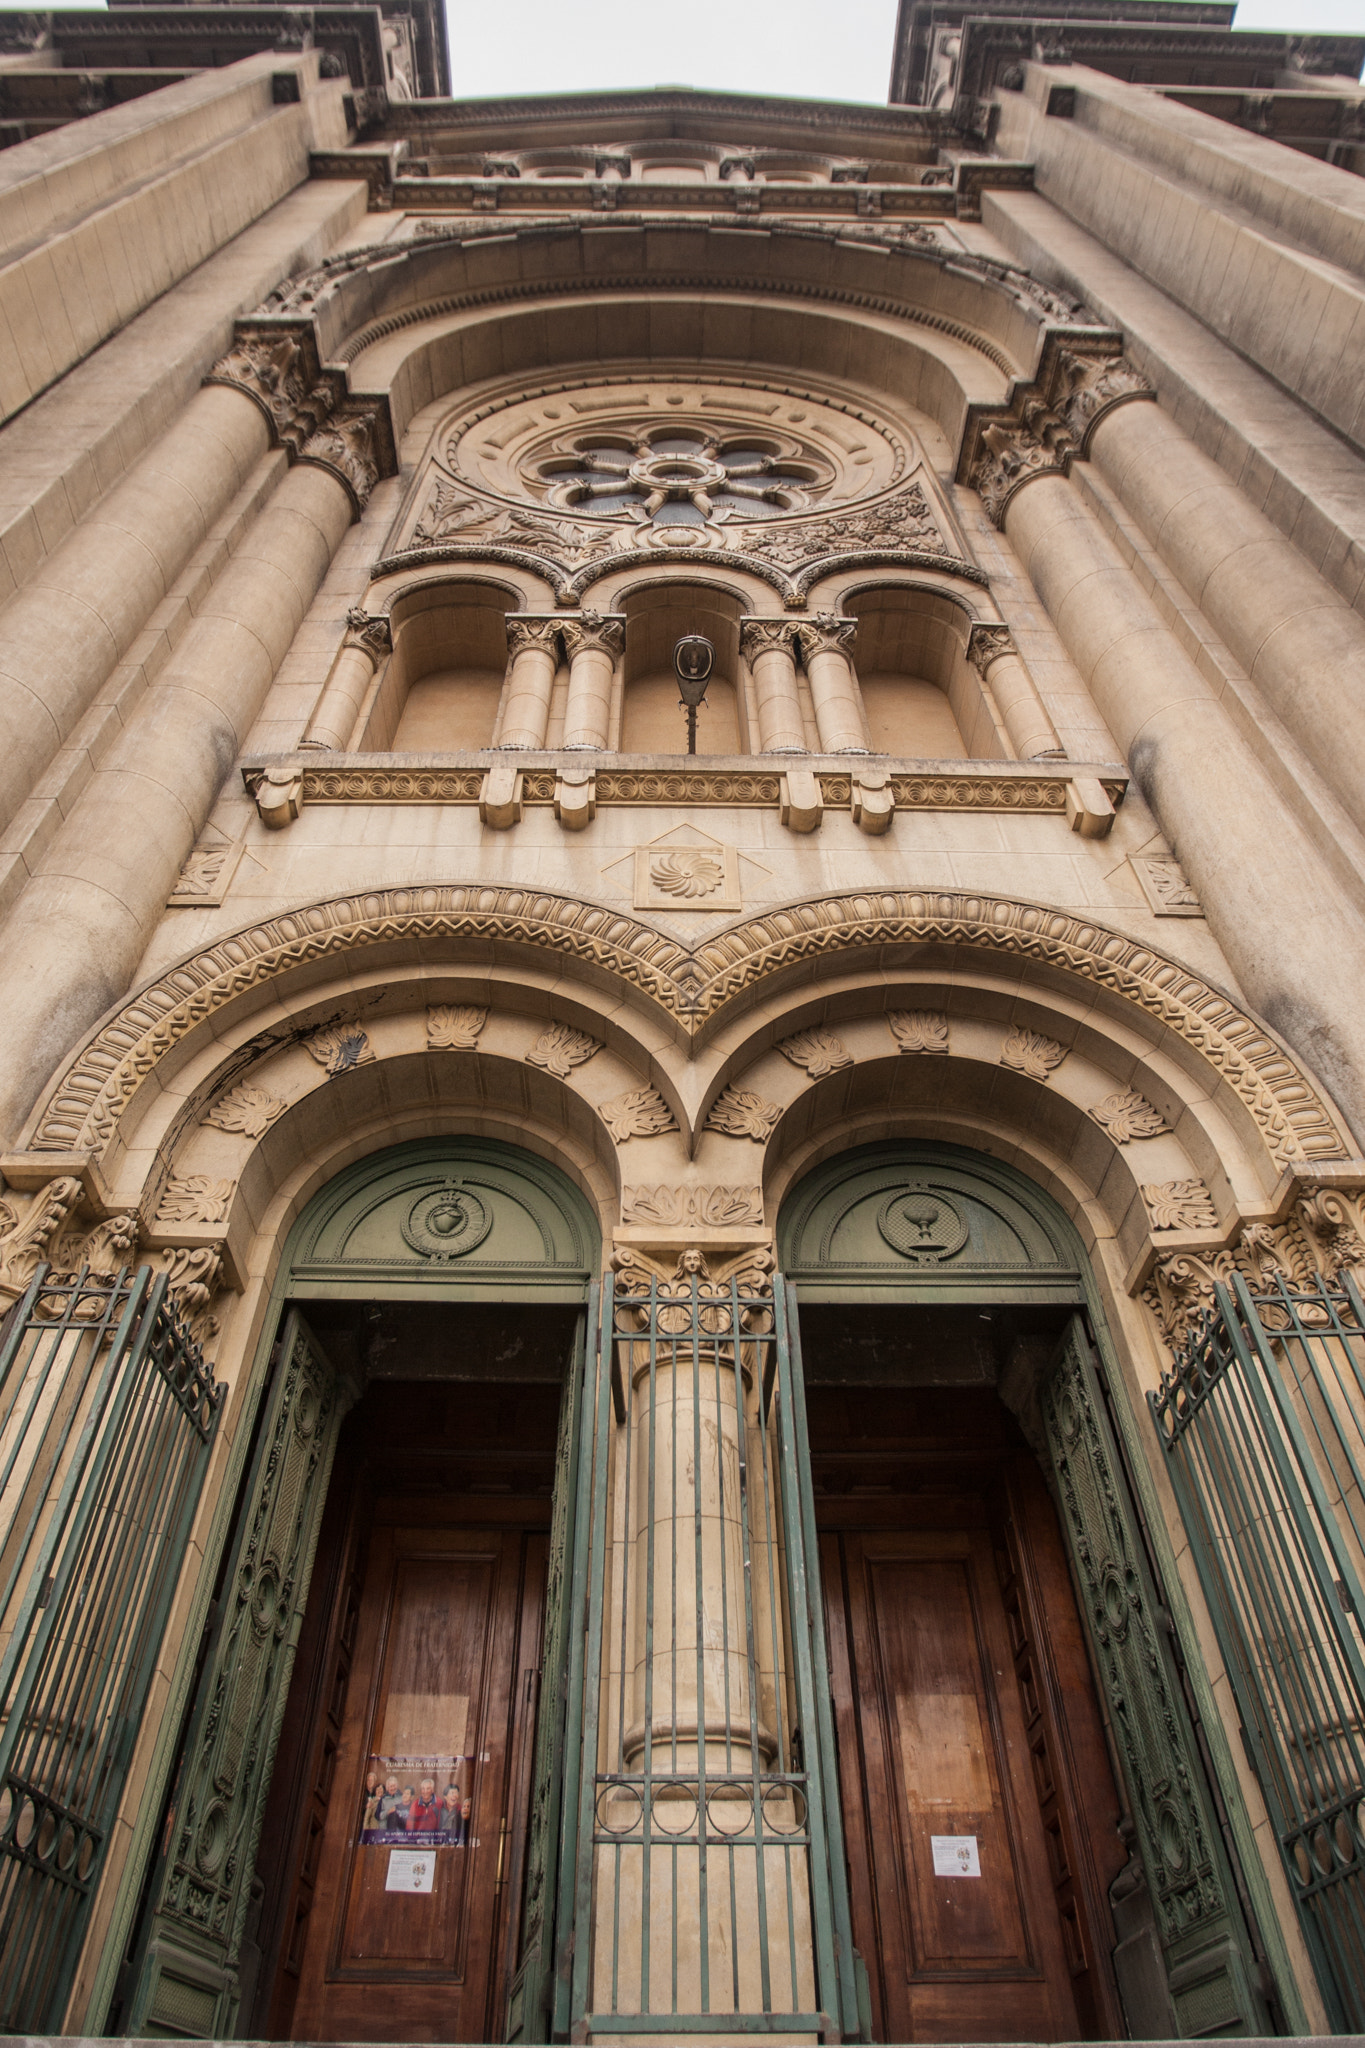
[966,623,1016,677]
[343,608,392,661]
[740,618,801,660]
[208,322,397,514]
[1052,345,1156,453]
[562,610,626,659]
[796,612,857,658]
[298,402,394,516]
[506,615,564,657]
[968,416,1075,528]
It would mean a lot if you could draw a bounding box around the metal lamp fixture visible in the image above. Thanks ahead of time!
[673,633,714,754]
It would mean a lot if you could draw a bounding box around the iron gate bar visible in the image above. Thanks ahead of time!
[568,1261,844,2040]
[0,1263,222,2033]
[1151,1273,1365,2031]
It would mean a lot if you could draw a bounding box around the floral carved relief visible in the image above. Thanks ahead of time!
[704,1088,784,1141]
[427,1005,487,1050]
[1142,1179,1219,1231]
[1089,1089,1169,1142]
[1000,1026,1067,1082]
[202,1084,288,1137]
[601,1088,677,1144]
[525,1024,602,1077]
[888,1011,949,1055]
[779,1028,853,1079]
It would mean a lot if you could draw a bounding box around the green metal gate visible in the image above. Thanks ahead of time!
[1151,1270,1365,2031]
[0,1263,222,2032]
[560,1258,858,2042]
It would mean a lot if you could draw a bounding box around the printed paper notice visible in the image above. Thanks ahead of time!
[931,1834,980,1877]
[386,1849,435,1894]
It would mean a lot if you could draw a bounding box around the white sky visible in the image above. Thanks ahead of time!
[38,0,1365,104]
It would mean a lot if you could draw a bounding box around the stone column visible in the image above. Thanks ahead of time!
[0,413,383,1148]
[497,616,562,749]
[970,415,1365,1140]
[561,612,625,752]
[300,609,392,750]
[740,619,805,752]
[0,381,272,838]
[966,624,1065,761]
[796,614,869,754]
[1087,395,1365,836]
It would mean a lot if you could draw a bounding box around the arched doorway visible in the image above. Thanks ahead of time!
[119,1139,599,2047]
[778,1142,1272,2044]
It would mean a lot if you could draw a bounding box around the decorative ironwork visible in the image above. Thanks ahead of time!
[0,1265,221,2032]
[1152,1272,1365,2031]
[562,1257,857,2038]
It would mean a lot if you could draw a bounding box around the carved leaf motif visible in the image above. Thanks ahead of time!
[427,1004,487,1050]
[1142,1179,1219,1231]
[1089,1089,1168,1142]
[779,1028,852,1079]
[740,482,949,568]
[705,1087,783,1141]
[68,1213,140,1276]
[621,1185,763,1226]
[601,1088,677,1144]
[526,1023,602,1078]
[1000,1026,1067,1082]
[170,849,229,899]
[304,1022,375,1077]
[203,1084,288,1137]
[157,1176,235,1226]
[0,1175,83,1297]
[651,849,726,899]
[888,1010,949,1055]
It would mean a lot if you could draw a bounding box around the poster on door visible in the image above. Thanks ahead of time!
[359,1753,473,1846]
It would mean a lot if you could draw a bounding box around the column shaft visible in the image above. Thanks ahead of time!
[301,633,386,751]
[1006,470,1365,1139]
[498,620,561,749]
[970,630,1064,760]
[798,618,868,754]
[741,622,805,753]
[0,463,353,1146]
[1091,402,1365,832]
[561,616,624,752]
[0,385,270,835]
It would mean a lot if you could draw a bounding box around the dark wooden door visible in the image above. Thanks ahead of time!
[812,1384,1125,2042]
[287,1521,543,2043]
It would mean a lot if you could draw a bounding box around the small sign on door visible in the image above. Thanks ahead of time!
[931,1834,981,1877]
[386,1849,435,1894]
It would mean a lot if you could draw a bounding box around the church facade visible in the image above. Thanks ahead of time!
[3,1,1365,2039]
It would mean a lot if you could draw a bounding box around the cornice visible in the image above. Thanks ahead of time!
[387,86,952,141]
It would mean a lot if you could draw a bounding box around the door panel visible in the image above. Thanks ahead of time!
[290,1524,536,2042]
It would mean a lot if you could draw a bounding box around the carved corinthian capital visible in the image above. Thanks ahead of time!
[966,623,1015,678]
[740,619,800,661]
[796,613,857,659]
[299,403,387,513]
[969,416,1074,528]
[1053,347,1155,451]
[506,616,563,658]
[206,330,314,439]
[562,611,626,660]
[343,607,392,661]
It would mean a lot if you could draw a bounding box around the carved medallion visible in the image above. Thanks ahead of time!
[877,1184,970,1263]
[401,1181,494,1260]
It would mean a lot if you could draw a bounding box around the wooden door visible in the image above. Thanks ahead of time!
[288,1522,542,2043]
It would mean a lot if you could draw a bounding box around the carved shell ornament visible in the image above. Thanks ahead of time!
[651,849,726,899]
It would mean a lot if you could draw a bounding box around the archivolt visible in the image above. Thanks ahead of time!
[28,885,1349,1169]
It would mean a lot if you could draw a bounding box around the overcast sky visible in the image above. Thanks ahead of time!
[39,0,1365,102]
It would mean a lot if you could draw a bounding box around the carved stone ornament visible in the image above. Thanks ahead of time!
[1053,347,1155,450]
[31,886,1348,1171]
[651,849,726,900]
[157,1175,234,1226]
[67,1212,140,1277]
[206,332,312,439]
[1000,1026,1067,1082]
[0,1175,83,1301]
[739,619,800,661]
[966,624,1015,679]
[705,1087,784,1142]
[601,1087,678,1144]
[299,403,385,511]
[154,1244,225,1347]
[741,483,950,570]
[1142,1178,1219,1231]
[525,1022,602,1077]
[1133,855,1203,917]
[795,613,858,661]
[779,1027,853,1079]
[621,1186,764,1227]
[969,415,1076,528]
[167,841,240,906]
[247,765,304,830]
[1089,1089,1169,1142]
[343,607,392,660]
[304,1021,375,1077]
[202,1083,289,1136]
[427,1004,487,1050]
[506,616,562,658]
[562,610,627,660]
[888,1010,949,1055]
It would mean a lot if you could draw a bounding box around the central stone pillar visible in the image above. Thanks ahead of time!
[740,618,806,753]
[796,613,868,753]
[497,616,562,749]
[561,611,625,751]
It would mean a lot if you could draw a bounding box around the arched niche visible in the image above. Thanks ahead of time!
[843,586,1005,759]
[282,1135,600,1302]
[778,1139,1082,1304]
[365,577,519,750]
[620,579,744,753]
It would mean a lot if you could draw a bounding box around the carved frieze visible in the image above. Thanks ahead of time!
[427,1004,487,1049]
[600,1088,677,1143]
[1089,1089,1168,1141]
[741,483,950,569]
[888,1010,949,1055]
[779,1027,853,1078]
[525,1023,601,1077]
[705,1087,784,1141]
[1000,1026,1067,1081]
[621,1185,764,1227]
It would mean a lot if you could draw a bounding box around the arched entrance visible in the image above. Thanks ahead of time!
[119,1138,599,2046]
[778,1142,1272,2044]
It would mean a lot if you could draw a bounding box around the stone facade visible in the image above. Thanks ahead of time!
[2,0,1365,2039]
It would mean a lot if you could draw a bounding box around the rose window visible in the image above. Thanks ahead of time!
[531,427,831,527]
